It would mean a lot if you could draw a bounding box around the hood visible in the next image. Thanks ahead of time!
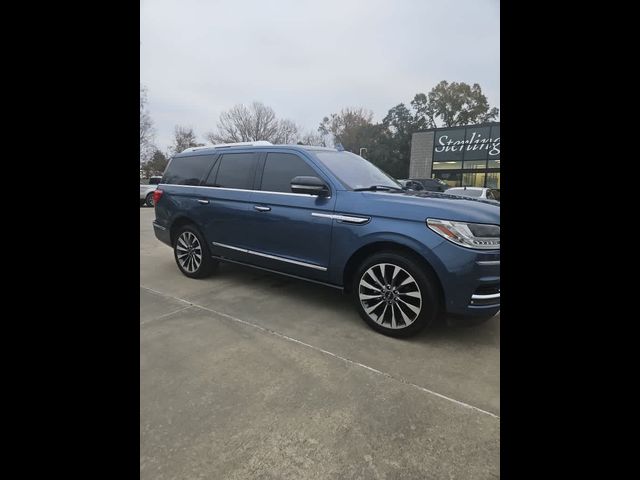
[336,190,500,225]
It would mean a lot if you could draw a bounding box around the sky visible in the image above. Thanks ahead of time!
[140,0,499,151]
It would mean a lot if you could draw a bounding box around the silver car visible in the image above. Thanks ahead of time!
[140,176,162,207]
[444,187,500,203]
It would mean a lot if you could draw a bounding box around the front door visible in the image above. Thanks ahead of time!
[243,151,336,282]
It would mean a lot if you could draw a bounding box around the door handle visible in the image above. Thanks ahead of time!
[254,205,271,212]
[197,199,209,204]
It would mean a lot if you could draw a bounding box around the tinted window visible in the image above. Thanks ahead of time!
[261,153,318,193]
[162,155,215,185]
[149,177,162,185]
[212,153,258,189]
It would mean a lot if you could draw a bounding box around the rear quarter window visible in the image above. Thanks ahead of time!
[162,155,216,185]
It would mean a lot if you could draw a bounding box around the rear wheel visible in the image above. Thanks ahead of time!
[145,193,155,207]
[353,251,439,337]
[173,225,218,278]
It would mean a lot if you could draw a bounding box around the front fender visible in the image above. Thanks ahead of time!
[327,216,449,286]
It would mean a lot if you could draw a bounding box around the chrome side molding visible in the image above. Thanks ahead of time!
[311,212,370,224]
[212,242,328,271]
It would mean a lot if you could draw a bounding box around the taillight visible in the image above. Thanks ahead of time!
[153,189,163,205]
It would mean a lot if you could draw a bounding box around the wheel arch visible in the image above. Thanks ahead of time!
[342,241,445,309]
[169,216,199,246]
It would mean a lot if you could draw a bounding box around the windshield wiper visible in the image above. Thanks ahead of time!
[353,185,406,192]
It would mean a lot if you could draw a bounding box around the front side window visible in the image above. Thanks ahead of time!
[211,153,258,189]
[162,155,216,185]
[313,151,400,190]
[260,153,318,193]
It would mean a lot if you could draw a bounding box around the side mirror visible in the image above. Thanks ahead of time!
[290,176,330,196]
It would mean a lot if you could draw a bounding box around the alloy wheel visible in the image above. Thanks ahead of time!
[176,231,202,273]
[358,263,422,329]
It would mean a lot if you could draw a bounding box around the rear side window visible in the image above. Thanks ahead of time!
[209,153,258,189]
[260,153,318,193]
[162,155,215,185]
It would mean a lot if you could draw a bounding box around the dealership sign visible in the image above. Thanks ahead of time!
[435,130,500,156]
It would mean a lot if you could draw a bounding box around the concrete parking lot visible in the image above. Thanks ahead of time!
[140,207,500,479]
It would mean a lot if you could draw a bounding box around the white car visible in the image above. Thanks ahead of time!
[140,176,162,207]
[444,187,500,203]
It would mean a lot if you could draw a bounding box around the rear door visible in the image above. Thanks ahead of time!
[200,152,259,262]
[242,151,336,281]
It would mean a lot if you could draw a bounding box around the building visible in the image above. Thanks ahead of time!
[409,122,500,189]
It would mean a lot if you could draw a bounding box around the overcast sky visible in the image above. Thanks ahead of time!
[141,0,499,151]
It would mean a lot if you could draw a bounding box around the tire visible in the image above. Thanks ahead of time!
[140,199,145,207]
[353,251,440,338]
[173,224,218,279]
[145,193,155,207]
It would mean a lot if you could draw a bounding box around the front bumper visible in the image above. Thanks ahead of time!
[425,241,500,317]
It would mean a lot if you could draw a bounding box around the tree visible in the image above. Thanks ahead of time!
[274,119,300,144]
[297,131,326,147]
[141,149,168,178]
[377,103,420,178]
[411,81,499,128]
[318,107,375,151]
[207,101,301,144]
[168,125,204,156]
[140,84,155,163]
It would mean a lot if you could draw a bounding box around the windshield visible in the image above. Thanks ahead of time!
[313,151,401,190]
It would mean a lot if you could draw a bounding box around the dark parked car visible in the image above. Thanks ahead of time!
[152,142,500,337]
[398,178,448,192]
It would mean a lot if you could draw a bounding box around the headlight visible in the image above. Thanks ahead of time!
[427,218,500,250]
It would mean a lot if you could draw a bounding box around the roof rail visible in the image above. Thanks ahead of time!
[181,141,273,153]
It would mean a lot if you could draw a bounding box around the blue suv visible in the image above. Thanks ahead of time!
[152,142,500,337]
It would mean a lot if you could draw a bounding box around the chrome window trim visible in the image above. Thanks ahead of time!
[476,260,500,266]
[158,183,329,198]
[212,242,327,271]
[311,212,370,224]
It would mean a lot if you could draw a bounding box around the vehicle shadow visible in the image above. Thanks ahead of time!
[212,262,499,347]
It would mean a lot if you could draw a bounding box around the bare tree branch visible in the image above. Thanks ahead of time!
[207,101,301,144]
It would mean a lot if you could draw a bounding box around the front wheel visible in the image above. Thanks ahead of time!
[353,251,440,338]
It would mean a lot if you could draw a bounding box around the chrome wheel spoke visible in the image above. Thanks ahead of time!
[390,304,397,328]
[368,269,385,289]
[375,303,388,325]
[359,293,382,300]
[365,300,385,315]
[397,297,420,315]
[396,302,413,325]
[400,290,421,298]
[391,265,400,285]
[361,279,382,292]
